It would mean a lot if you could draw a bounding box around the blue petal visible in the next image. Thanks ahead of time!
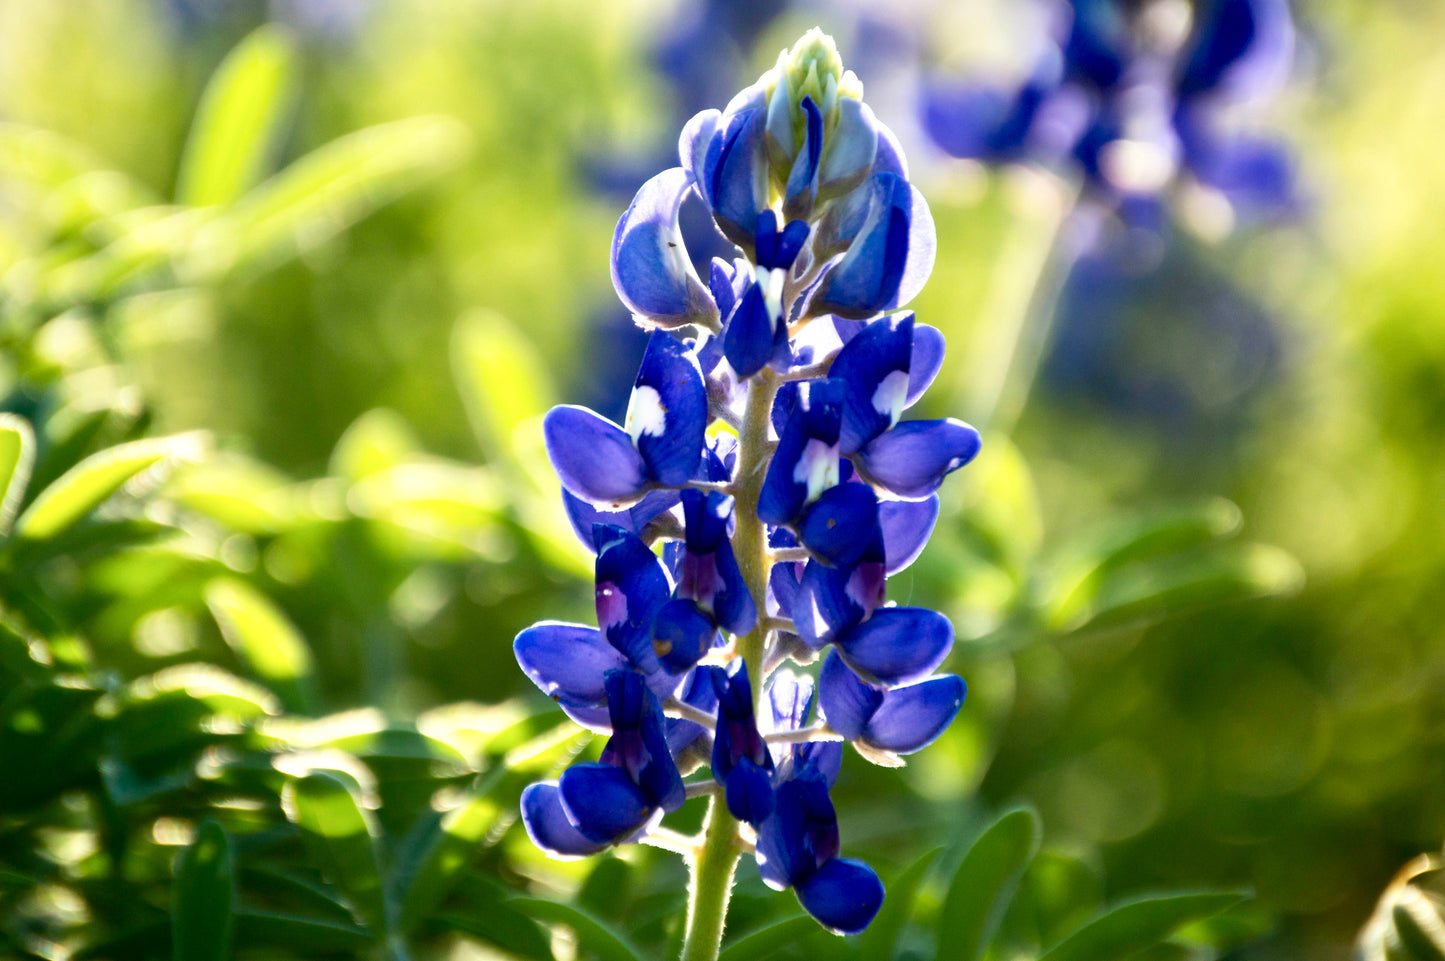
[755,776,837,890]
[1186,130,1297,217]
[611,168,717,328]
[921,81,1018,160]
[723,282,776,379]
[810,173,937,320]
[630,332,708,487]
[562,488,680,552]
[666,668,718,754]
[838,607,954,685]
[792,741,844,788]
[879,496,939,575]
[558,763,655,845]
[793,545,886,648]
[818,97,879,201]
[652,598,716,675]
[758,379,846,527]
[1177,0,1293,104]
[725,757,776,826]
[906,324,946,407]
[595,526,672,673]
[831,312,914,454]
[766,671,816,733]
[544,406,648,508]
[600,671,686,813]
[863,674,966,754]
[783,96,823,221]
[710,539,758,636]
[706,88,769,247]
[796,858,885,936]
[873,117,909,180]
[755,210,810,272]
[521,782,609,859]
[797,482,881,568]
[681,488,730,553]
[854,419,981,500]
[680,109,721,192]
[514,621,627,728]
[818,649,883,742]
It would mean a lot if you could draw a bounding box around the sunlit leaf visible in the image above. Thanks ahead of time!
[937,806,1041,961]
[511,897,645,961]
[188,116,471,279]
[452,309,556,462]
[172,819,235,961]
[205,577,317,714]
[12,433,206,542]
[330,408,423,483]
[281,771,387,935]
[1037,891,1247,961]
[435,904,552,961]
[176,24,298,207]
[394,774,508,935]
[0,414,35,537]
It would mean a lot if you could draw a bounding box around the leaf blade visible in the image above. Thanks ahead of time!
[172,819,235,961]
[1037,891,1248,961]
[936,806,1041,961]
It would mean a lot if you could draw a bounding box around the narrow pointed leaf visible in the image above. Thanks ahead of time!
[232,909,371,953]
[1037,891,1248,961]
[717,915,817,961]
[281,772,387,935]
[452,309,556,462]
[510,897,646,961]
[172,819,235,961]
[937,807,1041,961]
[175,24,298,206]
[13,433,205,541]
[860,847,940,960]
[205,577,317,713]
[0,414,35,537]
[395,777,508,935]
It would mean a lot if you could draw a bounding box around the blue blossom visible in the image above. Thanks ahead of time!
[923,0,1299,226]
[516,29,976,937]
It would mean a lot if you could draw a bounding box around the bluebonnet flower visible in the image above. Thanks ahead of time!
[516,30,972,937]
[923,0,1299,228]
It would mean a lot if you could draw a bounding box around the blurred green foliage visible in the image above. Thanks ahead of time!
[1,1,1443,959]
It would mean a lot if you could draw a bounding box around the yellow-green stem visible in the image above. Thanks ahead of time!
[678,369,780,961]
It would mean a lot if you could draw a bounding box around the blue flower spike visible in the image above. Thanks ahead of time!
[517,28,977,942]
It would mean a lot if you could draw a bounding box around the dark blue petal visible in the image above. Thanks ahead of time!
[906,324,946,407]
[706,89,770,247]
[759,379,846,526]
[723,282,777,379]
[879,496,939,575]
[811,173,936,320]
[770,560,804,623]
[681,488,731,553]
[921,81,1019,161]
[711,539,758,636]
[796,858,885,936]
[755,210,810,272]
[818,649,883,742]
[630,332,708,487]
[863,674,966,754]
[514,621,627,727]
[831,312,914,454]
[558,763,655,844]
[818,97,879,200]
[1065,0,1128,89]
[1185,127,1297,217]
[544,406,648,508]
[600,671,686,813]
[708,258,742,323]
[666,668,719,754]
[793,541,886,648]
[611,168,717,328]
[793,741,844,788]
[783,95,824,221]
[854,419,981,500]
[562,488,680,552]
[1178,0,1293,104]
[755,776,837,890]
[838,607,954,685]
[595,526,672,673]
[652,598,716,674]
[797,482,881,568]
[725,757,776,826]
[521,782,609,859]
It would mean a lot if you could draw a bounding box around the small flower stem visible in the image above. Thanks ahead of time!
[666,699,720,728]
[764,723,843,745]
[678,367,780,961]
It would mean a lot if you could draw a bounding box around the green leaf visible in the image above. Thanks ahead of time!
[12,433,206,541]
[717,915,817,961]
[936,807,1041,961]
[394,777,508,935]
[205,577,317,713]
[859,848,940,961]
[1037,892,1248,961]
[511,897,646,961]
[281,772,388,935]
[451,310,556,462]
[434,906,552,961]
[172,819,235,961]
[0,414,35,537]
[232,909,372,953]
[176,24,298,207]
[189,116,470,279]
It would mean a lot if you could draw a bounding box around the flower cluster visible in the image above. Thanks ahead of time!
[923,0,1298,227]
[515,30,977,936]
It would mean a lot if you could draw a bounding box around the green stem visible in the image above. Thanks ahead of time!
[678,368,780,961]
